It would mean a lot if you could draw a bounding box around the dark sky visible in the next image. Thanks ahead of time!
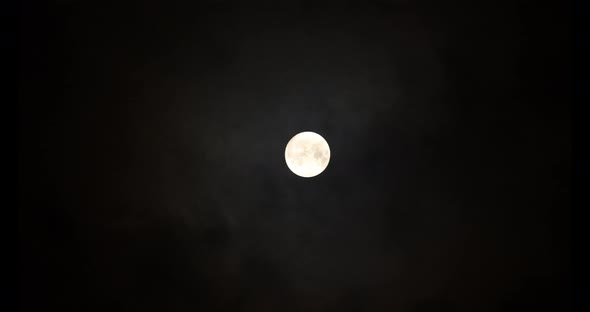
[19,1,572,311]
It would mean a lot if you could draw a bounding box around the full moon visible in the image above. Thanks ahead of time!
[285,131,330,178]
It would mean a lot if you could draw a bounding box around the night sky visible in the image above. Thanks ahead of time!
[19,1,572,311]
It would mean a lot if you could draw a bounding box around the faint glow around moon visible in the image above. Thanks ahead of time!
[285,131,330,178]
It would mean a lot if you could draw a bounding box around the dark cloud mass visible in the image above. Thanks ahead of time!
[19,1,571,311]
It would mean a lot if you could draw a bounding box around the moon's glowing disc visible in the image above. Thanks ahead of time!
[285,131,330,178]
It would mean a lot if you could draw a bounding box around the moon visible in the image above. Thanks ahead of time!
[285,131,330,178]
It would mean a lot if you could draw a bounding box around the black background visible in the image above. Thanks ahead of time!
[19,1,572,311]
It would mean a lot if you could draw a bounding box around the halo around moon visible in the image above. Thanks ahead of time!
[285,131,330,178]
